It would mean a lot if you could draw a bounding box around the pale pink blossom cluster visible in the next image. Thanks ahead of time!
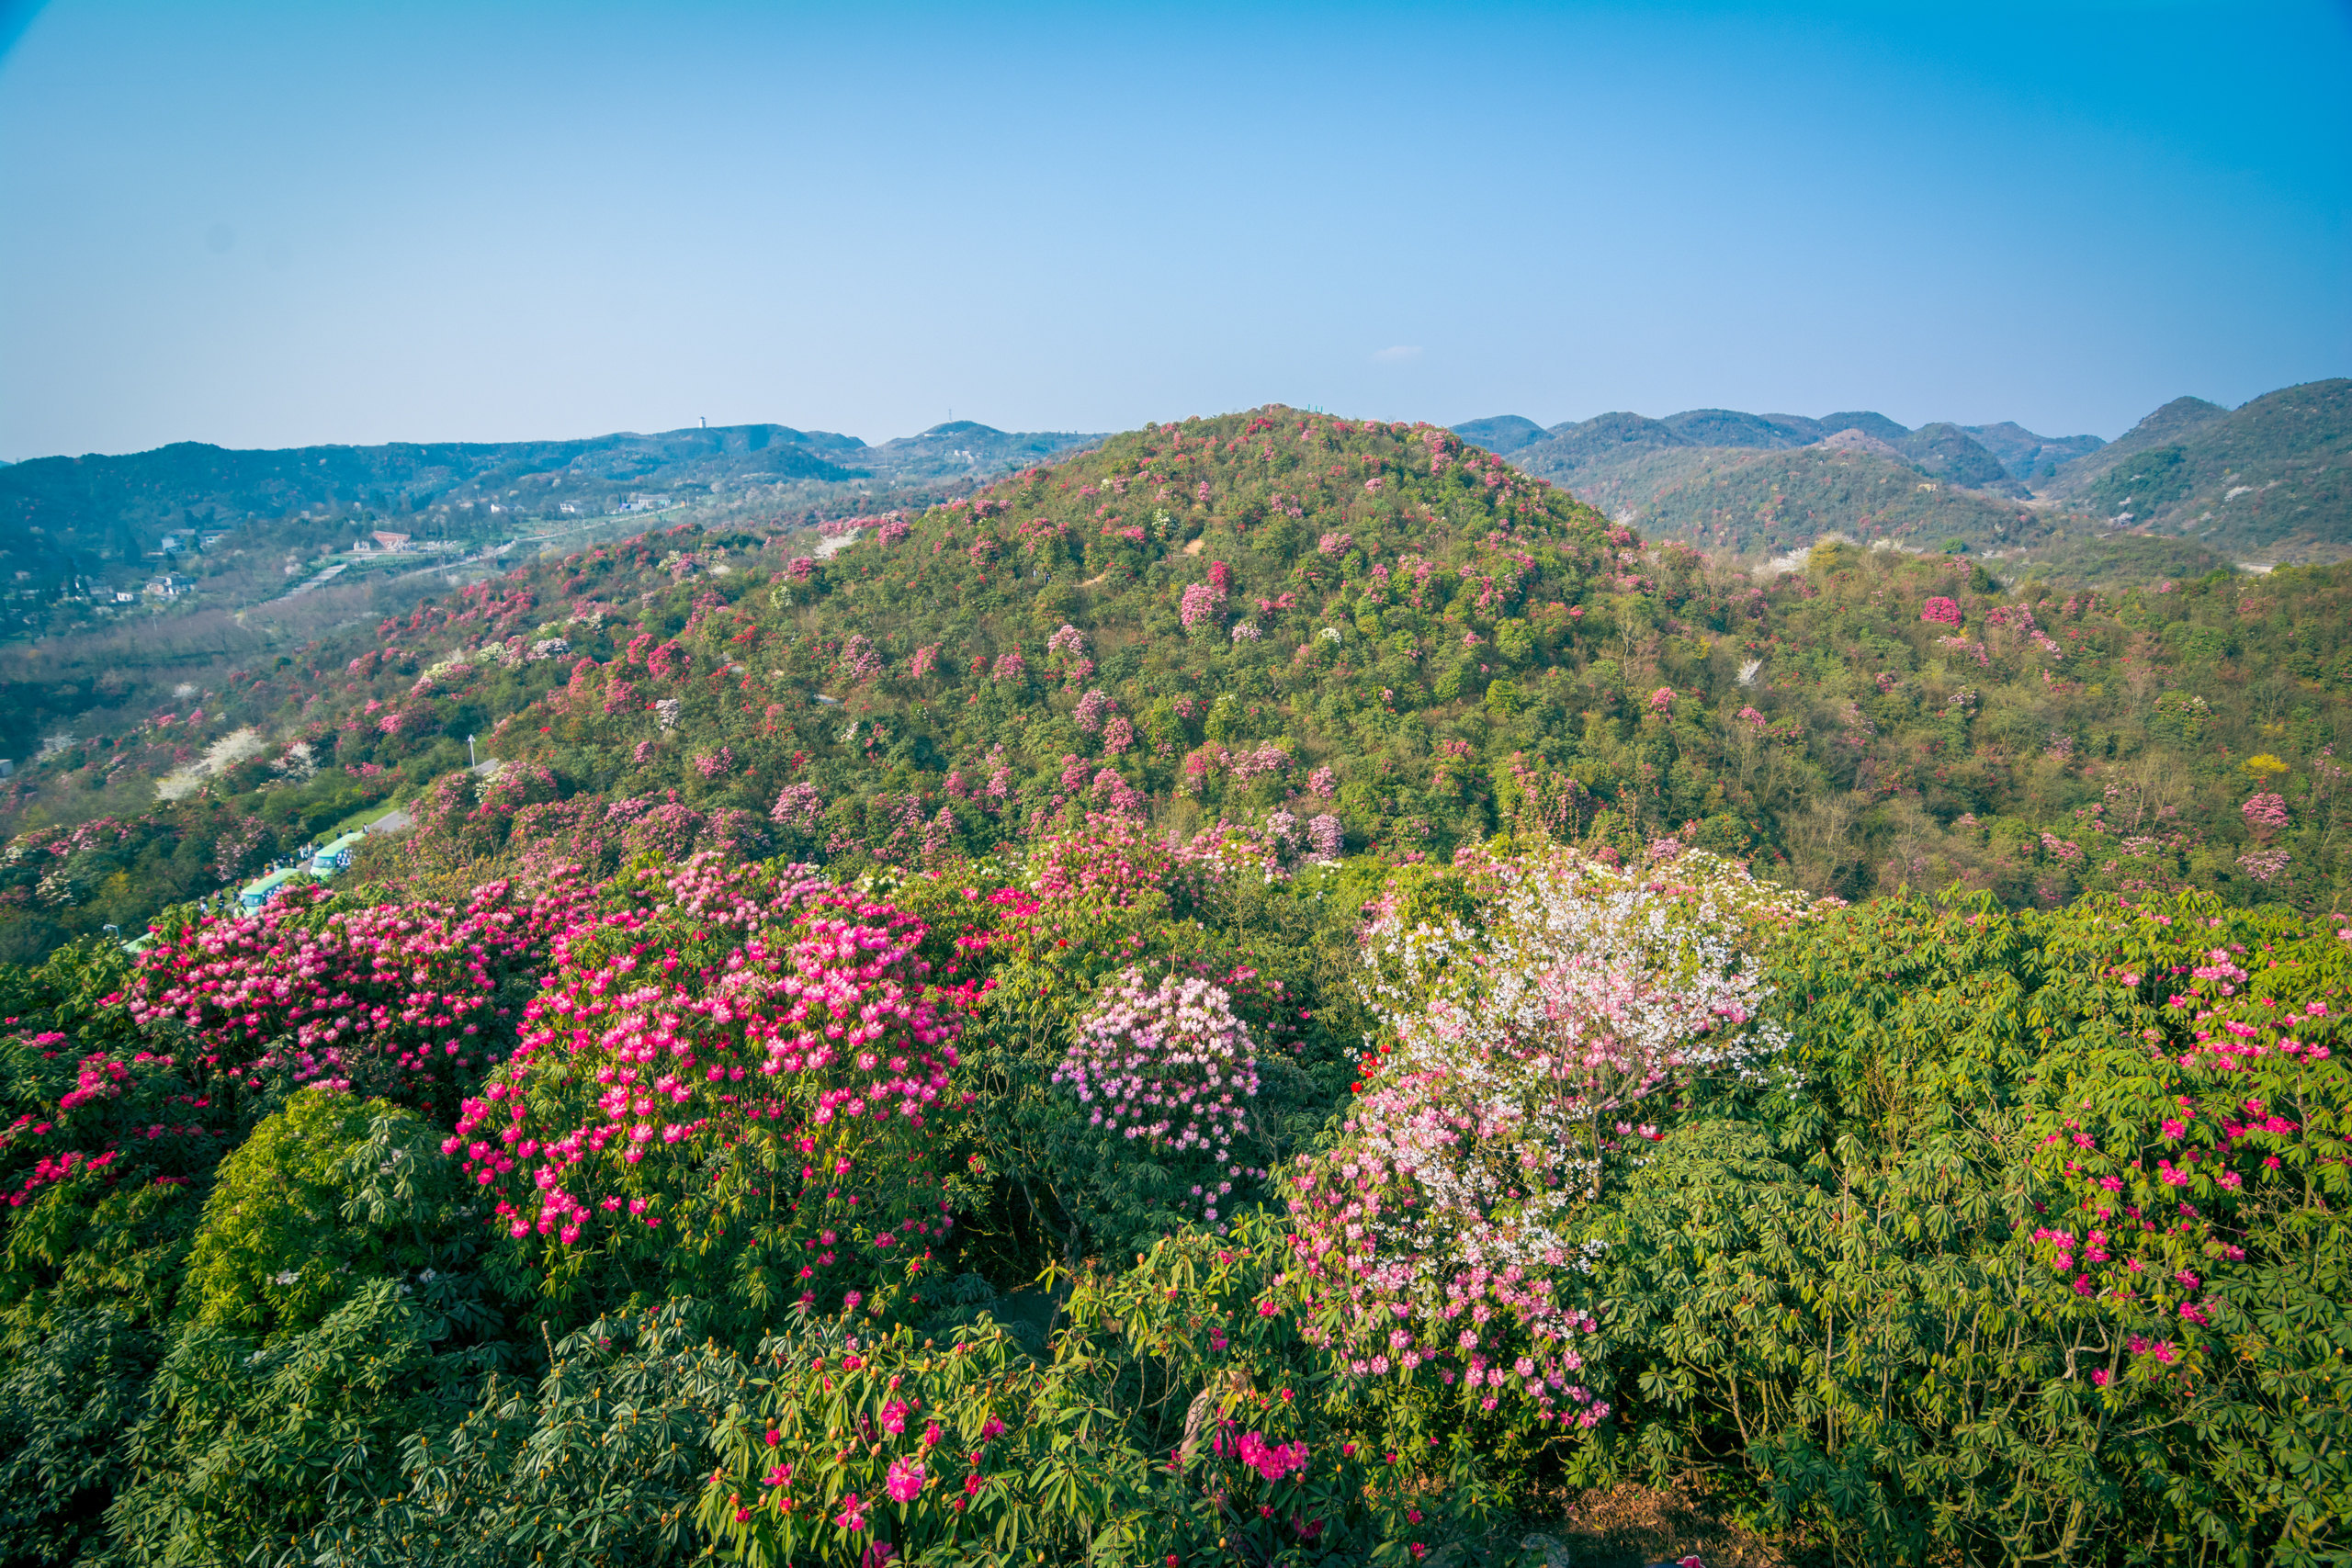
[1054,969,1262,1224]
[771,783,826,831]
[2242,793,2289,838]
[1180,581,1224,629]
[838,634,884,684]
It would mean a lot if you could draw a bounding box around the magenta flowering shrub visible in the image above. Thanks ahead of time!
[124,874,591,1119]
[1921,596,1963,628]
[1053,970,1264,1225]
[2,1030,226,1214]
[447,852,967,1321]
[2030,918,2347,1386]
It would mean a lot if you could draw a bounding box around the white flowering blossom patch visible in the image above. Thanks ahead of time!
[1283,842,1818,1431]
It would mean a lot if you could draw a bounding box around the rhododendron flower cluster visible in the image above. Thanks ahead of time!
[2241,793,2289,838]
[1179,580,1225,629]
[2028,907,2348,1394]
[1212,1428,1309,1482]
[124,874,592,1116]
[771,783,826,831]
[1026,814,1210,909]
[1920,596,1962,628]
[447,852,964,1303]
[1283,844,1815,1429]
[1053,970,1262,1224]
[2,1032,225,1212]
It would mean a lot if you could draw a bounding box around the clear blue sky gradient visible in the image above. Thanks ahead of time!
[2,1,2346,459]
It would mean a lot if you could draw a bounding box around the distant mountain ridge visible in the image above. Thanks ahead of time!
[0,420,1103,598]
[1459,401,2085,556]
[2043,380,2349,563]
[1458,382,2347,565]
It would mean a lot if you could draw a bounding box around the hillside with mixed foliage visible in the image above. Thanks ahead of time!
[0,419,1100,649]
[6,404,2350,964]
[0,403,2347,1566]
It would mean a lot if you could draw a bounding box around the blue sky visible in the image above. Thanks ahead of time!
[1,1,2346,458]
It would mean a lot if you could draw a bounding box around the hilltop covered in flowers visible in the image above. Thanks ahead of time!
[6,405,2351,965]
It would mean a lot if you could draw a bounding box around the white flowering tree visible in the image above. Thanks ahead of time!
[1283,842,1817,1431]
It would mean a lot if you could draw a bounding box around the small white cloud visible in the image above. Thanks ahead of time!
[1371,345,1422,364]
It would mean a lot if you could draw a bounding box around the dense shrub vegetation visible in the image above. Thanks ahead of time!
[0,409,2345,1564]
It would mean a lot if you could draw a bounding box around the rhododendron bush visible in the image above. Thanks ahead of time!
[2016,904,2352,1556]
[1284,842,1815,1432]
[1052,969,1266,1227]
[124,872,592,1121]
[695,1233,1498,1568]
[1569,892,2352,1568]
[450,852,969,1327]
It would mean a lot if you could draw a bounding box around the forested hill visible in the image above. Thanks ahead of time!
[2045,379,2352,562]
[1477,403,2090,556]
[1476,383,2352,567]
[4,403,2350,962]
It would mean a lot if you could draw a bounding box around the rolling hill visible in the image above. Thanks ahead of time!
[1479,404,2064,554]
[2041,380,2349,564]
[9,399,2352,968]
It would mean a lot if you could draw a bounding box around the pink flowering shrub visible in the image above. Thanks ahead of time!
[1921,596,1962,628]
[447,852,967,1325]
[696,1239,1453,1565]
[124,874,591,1121]
[1053,970,1263,1226]
[1027,814,1200,910]
[2022,906,2348,1458]
[2242,792,2289,840]
[771,782,826,832]
[1283,844,1814,1430]
[1179,581,1223,630]
[2,1023,227,1216]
